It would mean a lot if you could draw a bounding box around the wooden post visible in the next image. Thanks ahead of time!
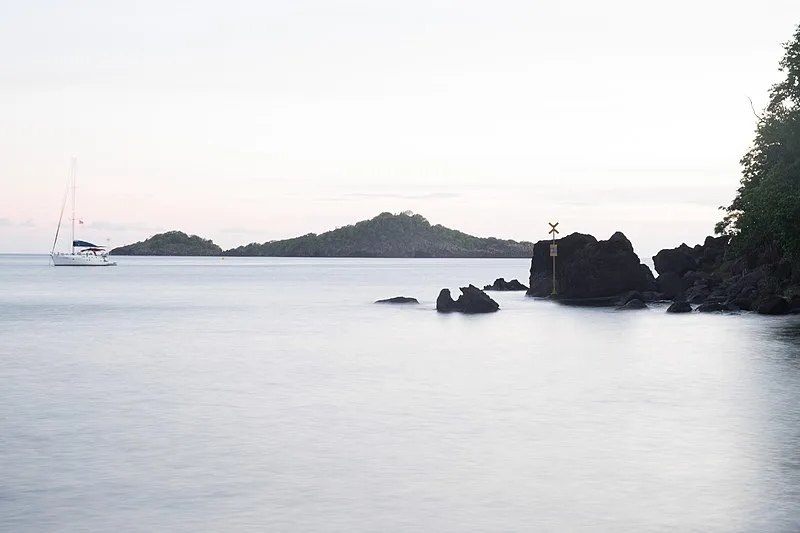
[548,222,559,296]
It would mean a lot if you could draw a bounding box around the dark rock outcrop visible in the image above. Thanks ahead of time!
[654,237,727,277]
[666,301,693,313]
[483,278,528,291]
[618,291,645,306]
[757,295,790,315]
[653,245,697,276]
[729,297,754,311]
[527,233,597,296]
[651,236,799,314]
[685,286,711,304]
[696,302,728,313]
[436,285,499,313]
[656,271,684,300]
[527,231,655,302]
[617,298,647,310]
[375,296,419,304]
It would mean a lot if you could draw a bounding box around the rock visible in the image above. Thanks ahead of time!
[729,297,754,311]
[696,236,727,271]
[375,296,419,304]
[642,291,666,302]
[528,231,655,300]
[617,298,647,310]
[731,258,747,276]
[704,235,728,249]
[685,286,710,304]
[640,264,657,290]
[683,270,712,287]
[756,295,790,315]
[776,259,792,281]
[618,291,645,305]
[656,272,684,300]
[483,277,528,291]
[527,233,597,296]
[666,301,693,313]
[436,289,457,312]
[436,285,499,313]
[696,302,727,313]
[652,236,800,314]
[725,268,767,299]
[653,246,698,276]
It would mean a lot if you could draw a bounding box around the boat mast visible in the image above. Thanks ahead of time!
[71,158,76,255]
[51,158,72,257]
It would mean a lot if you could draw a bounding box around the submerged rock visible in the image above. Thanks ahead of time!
[436,285,499,313]
[375,296,419,304]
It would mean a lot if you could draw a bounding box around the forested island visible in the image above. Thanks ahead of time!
[111,22,800,311]
[110,231,222,256]
[109,212,533,258]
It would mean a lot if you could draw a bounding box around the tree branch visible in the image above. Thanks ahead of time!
[747,96,763,121]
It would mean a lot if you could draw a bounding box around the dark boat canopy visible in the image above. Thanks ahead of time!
[73,240,103,248]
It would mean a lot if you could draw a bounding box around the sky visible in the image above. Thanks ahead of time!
[2,0,800,257]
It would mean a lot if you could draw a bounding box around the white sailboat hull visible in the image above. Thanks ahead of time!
[50,158,118,267]
[51,253,116,266]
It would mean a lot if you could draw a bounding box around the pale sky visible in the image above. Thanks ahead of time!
[2,0,799,256]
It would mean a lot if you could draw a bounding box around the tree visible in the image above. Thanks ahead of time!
[716,23,800,261]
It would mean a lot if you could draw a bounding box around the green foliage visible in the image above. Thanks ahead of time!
[223,212,533,258]
[110,231,222,256]
[717,23,800,261]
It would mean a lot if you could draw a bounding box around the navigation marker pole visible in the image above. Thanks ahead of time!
[548,222,559,296]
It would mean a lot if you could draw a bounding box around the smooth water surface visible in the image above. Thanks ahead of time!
[2,255,800,532]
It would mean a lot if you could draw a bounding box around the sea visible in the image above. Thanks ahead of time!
[1,254,800,533]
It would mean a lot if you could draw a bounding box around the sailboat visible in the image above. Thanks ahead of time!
[50,158,116,266]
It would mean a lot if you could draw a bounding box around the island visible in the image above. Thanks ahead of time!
[110,23,800,314]
[110,231,222,256]
[110,212,533,258]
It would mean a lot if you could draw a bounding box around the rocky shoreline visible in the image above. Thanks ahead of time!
[526,231,800,315]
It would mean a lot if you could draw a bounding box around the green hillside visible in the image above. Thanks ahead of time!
[222,212,532,257]
[110,231,222,256]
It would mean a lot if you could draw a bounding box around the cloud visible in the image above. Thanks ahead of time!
[0,218,35,227]
[342,191,462,200]
[86,221,163,232]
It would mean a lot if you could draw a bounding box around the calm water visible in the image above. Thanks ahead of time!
[2,255,800,532]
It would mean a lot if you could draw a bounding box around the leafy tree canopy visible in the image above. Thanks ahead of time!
[110,231,222,256]
[717,23,800,261]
